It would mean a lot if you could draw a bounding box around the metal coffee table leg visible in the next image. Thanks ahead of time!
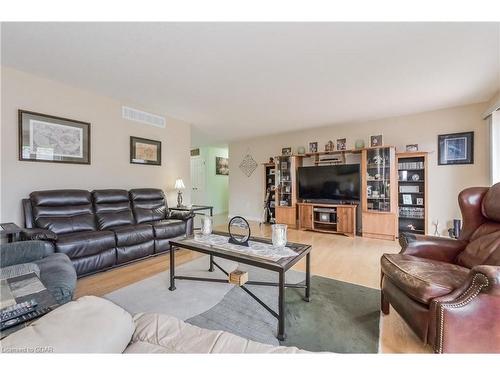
[169,243,176,291]
[304,252,311,302]
[208,254,215,272]
[277,270,286,341]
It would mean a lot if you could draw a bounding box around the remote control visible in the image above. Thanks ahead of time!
[1,299,38,323]
[0,306,52,331]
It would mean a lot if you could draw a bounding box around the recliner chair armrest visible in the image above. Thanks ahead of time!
[428,265,500,353]
[168,210,195,221]
[0,240,55,268]
[399,233,467,263]
[22,228,58,241]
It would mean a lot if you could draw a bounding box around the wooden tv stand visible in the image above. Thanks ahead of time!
[297,202,357,237]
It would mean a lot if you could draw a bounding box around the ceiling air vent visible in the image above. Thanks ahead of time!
[122,106,166,128]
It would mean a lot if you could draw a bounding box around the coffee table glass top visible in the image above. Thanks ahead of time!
[170,231,311,271]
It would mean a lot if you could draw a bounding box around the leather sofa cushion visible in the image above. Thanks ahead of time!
[381,254,469,304]
[93,190,135,230]
[30,189,92,207]
[36,214,96,235]
[130,189,167,224]
[111,224,154,246]
[56,230,116,259]
[1,296,135,353]
[153,220,186,239]
[127,313,305,353]
[456,230,500,268]
[30,190,97,235]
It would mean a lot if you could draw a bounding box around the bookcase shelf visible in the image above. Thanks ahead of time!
[397,152,428,236]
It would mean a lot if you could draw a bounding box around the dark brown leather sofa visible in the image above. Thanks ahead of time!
[22,189,194,277]
[380,182,500,353]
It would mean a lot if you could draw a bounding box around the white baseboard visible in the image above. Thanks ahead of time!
[227,213,262,222]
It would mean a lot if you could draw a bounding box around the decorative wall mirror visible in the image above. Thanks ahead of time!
[228,216,251,247]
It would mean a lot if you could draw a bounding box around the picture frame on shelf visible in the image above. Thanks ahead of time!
[309,142,318,153]
[18,110,91,164]
[406,144,418,152]
[130,136,161,166]
[281,147,292,156]
[402,194,413,205]
[336,138,347,151]
[370,134,383,147]
[438,131,474,165]
[324,140,334,152]
[416,197,424,205]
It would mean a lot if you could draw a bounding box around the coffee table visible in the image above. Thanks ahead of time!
[168,231,311,341]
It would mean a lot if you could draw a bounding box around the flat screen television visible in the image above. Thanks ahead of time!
[298,164,360,202]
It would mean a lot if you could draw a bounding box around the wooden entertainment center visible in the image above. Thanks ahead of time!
[298,202,357,237]
[271,145,403,240]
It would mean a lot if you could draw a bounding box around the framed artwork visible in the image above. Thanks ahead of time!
[130,136,161,166]
[281,147,292,156]
[324,140,334,152]
[215,156,229,175]
[406,144,418,152]
[309,142,318,153]
[402,194,413,205]
[18,110,91,164]
[370,134,383,147]
[438,131,474,165]
[336,138,347,151]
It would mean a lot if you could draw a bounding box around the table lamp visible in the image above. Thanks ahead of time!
[174,179,185,207]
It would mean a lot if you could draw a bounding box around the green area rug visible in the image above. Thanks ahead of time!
[187,274,381,353]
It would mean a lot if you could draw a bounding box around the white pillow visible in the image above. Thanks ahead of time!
[1,296,134,353]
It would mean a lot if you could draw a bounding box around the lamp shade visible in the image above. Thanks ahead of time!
[174,179,185,190]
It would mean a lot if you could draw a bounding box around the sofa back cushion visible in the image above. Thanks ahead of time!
[129,189,167,224]
[93,190,134,230]
[30,190,96,235]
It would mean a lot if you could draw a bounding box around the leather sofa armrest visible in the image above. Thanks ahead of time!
[22,228,58,242]
[399,233,467,263]
[428,265,500,353]
[168,210,195,221]
[0,240,55,268]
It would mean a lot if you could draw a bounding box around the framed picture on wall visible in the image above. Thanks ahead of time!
[438,131,474,165]
[215,156,229,175]
[18,110,91,164]
[130,136,161,166]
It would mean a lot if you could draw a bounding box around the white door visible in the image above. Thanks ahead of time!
[190,156,206,205]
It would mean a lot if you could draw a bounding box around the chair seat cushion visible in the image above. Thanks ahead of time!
[56,230,116,259]
[152,220,186,239]
[110,224,154,246]
[35,253,77,305]
[381,254,470,304]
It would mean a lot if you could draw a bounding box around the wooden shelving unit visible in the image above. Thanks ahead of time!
[396,152,428,235]
[274,155,302,228]
[361,146,398,241]
[263,162,276,223]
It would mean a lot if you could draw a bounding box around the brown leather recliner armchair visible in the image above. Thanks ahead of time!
[380,183,500,353]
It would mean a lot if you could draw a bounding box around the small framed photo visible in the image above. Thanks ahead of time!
[19,110,91,164]
[402,194,413,205]
[215,156,229,175]
[438,132,474,165]
[416,197,424,205]
[130,136,161,166]
[336,138,347,151]
[406,144,418,152]
[370,135,383,147]
[309,142,318,153]
[281,147,292,156]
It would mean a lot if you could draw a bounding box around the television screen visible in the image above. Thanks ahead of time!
[298,164,360,202]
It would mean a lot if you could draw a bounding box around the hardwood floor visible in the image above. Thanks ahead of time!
[75,217,432,353]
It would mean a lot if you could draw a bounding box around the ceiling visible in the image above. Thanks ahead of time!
[2,22,499,146]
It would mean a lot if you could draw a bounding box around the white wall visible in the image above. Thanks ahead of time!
[197,146,229,215]
[0,67,192,225]
[229,102,491,234]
